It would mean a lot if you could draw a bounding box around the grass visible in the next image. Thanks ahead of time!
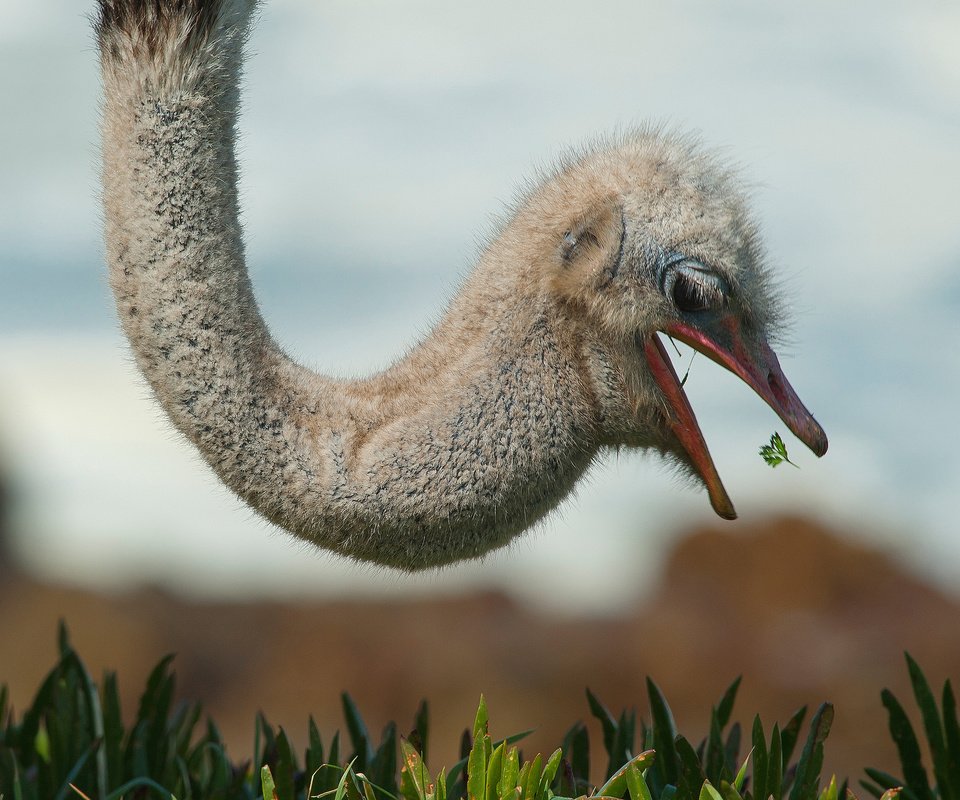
[0,624,955,800]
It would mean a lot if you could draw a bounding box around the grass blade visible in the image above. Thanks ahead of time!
[647,678,680,787]
[881,689,934,800]
[789,703,833,800]
[597,751,657,798]
[904,655,952,800]
[943,681,960,800]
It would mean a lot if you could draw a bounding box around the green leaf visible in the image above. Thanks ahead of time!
[598,751,657,798]
[759,432,799,469]
[715,678,742,732]
[733,750,751,794]
[400,738,433,800]
[372,722,399,797]
[647,678,680,787]
[818,775,839,800]
[436,767,448,800]
[789,703,833,800]
[751,717,769,800]
[541,749,564,793]
[676,736,708,800]
[768,722,783,800]
[273,729,296,800]
[485,743,504,800]
[261,765,279,800]
[700,781,724,800]
[881,688,934,800]
[904,654,959,800]
[561,722,589,795]
[781,708,807,767]
[719,780,744,800]
[522,754,542,800]
[586,689,619,774]
[467,729,488,800]
[473,698,490,743]
[343,694,374,772]
[943,681,960,800]
[863,768,904,794]
[625,761,654,800]
[413,701,430,764]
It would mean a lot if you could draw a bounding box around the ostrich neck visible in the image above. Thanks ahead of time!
[99,23,600,569]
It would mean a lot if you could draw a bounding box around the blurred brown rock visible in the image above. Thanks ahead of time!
[0,448,12,578]
[0,516,957,784]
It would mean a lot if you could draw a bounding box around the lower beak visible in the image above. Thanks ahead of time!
[644,333,738,519]
[644,317,828,519]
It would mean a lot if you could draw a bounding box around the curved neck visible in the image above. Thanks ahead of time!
[98,1,602,569]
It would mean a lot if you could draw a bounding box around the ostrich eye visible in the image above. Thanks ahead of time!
[664,261,725,313]
[672,272,710,312]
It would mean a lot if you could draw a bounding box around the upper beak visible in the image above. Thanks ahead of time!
[643,315,828,519]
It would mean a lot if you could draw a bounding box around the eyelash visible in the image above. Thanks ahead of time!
[664,261,726,312]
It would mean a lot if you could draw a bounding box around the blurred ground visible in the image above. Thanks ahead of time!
[1,515,958,785]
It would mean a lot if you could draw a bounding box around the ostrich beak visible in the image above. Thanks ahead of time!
[643,316,828,520]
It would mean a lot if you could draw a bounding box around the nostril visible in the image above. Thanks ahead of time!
[768,371,788,407]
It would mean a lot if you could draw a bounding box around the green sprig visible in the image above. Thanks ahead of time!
[759,432,799,469]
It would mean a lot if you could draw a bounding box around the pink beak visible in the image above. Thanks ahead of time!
[643,316,828,519]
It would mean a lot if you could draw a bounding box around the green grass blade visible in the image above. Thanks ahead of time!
[625,761,654,800]
[863,767,906,793]
[788,703,833,800]
[53,745,95,800]
[343,694,374,772]
[541,749,563,792]
[522,754,542,800]
[372,722,399,796]
[436,767,448,800]
[400,738,432,800]
[485,743,504,800]
[586,689,619,765]
[273,729,296,800]
[609,710,637,780]
[560,722,589,795]
[700,781,724,800]
[904,655,952,800]
[706,709,727,784]
[719,780,744,800]
[473,698,489,743]
[780,708,807,767]
[768,722,783,800]
[733,749,751,794]
[101,672,124,789]
[724,723,742,781]
[500,747,520,800]
[943,681,960,800]
[881,689,934,800]
[716,679,743,732]
[675,736,708,800]
[646,678,680,787]
[751,717,769,800]
[466,731,488,800]
[598,751,657,798]
[413,701,430,764]
[817,775,838,800]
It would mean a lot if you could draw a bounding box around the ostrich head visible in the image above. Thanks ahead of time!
[507,133,828,519]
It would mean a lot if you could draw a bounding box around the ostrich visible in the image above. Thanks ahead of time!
[95,0,827,570]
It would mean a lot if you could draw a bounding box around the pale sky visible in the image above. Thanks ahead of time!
[0,0,958,613]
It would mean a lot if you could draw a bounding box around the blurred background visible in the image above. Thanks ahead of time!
[1,0,958,784]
